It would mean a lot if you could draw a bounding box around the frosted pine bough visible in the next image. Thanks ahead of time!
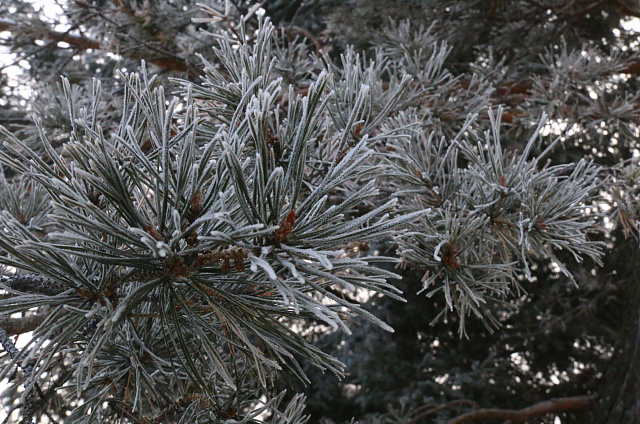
[0,19,604,424]
[388,110,603,332]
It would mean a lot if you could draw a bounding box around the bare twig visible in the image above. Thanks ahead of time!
[407,400,480,424]
[282,26,324,53]
[0,18,101,50]
[447,394,598,424]
[108,399,151,424]
[0,313,49,335]
[0,17,193,74]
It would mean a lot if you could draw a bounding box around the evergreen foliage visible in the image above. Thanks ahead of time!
[1,1,639,423]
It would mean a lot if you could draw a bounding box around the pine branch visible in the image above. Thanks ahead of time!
[446,394,598,424]
[406,400,480,424]
[0,17,191,74]
[107,399,151,424]
[0,326,42,424]
[0,18,100,50]
[277,26,324,53]
[0,313,48,335]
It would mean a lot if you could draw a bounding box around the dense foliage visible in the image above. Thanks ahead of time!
[1,1,640,423]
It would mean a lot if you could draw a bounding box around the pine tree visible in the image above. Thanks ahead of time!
[1,1,639,423]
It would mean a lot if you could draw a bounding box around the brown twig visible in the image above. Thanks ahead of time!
[107,399,151,424]
[446,394,598,424]
[0,18,100,50]
[407,400,480,424]
[0,17,193,74]
[0,313,49,335]
[614,1,640,19]
[283,26,324,53]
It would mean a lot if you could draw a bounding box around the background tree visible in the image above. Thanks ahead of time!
[1,1,639,423]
